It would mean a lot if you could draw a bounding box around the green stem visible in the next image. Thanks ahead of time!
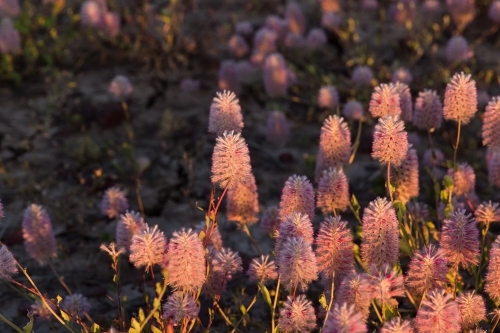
[231,293,259,333]
[387,163,393,203]
[371,300,383,324]
[492,312,500,333]
[349,120,363,164]
[271,277,281,333]
[321,275,335,331]
[453,120,461,168]
[138,277,168,332]
[0,313,23,333]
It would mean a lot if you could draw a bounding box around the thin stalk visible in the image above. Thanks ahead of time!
[215,302,239,331]
[114,257,125,332]
[371,300,383,324]
[349,120,363,164]
[242,224,263,255]
[476,224,491,291]
[453,120,461,168]
[48,261,72,295]
[492,312,500,333]
[121,101,134,141]
[136,178,145,217]
[387,163,393,203]
[271,276,281,333]
[322,275,335,330]
[138,277,168,332]
[453,264,459,298]
[348,202,362,225]
[405,290,417,309]
[0,313,24,333]
[231,293,259,333]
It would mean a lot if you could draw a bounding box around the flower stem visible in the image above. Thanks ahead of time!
[453,120,461,168]
[387,162,393,203]
[231,292,259,333]
[271,276,281,333]
[349,120,363,164]
[0,313,23,333]
[138,276,168,332]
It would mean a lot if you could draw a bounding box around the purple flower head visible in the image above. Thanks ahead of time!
[260,206,279,234]
[415,289,461,333]
[162,292,199,325]
[265,15,288,41]
[423,0,441,12]
[278,175,315,223]
[440,209,479,269]
[372,115,409,166]
[315,216,354,281]
[368,264,405,308]
[456,290,485,329]
[447,0,475,30]
[266,111,290,148]
[211,130,252,189]
[317,167,350,214]
[22,204,57,265]
[0,245,17,279]
[208,90,243,135]
[394,82,413,122]
[475,201,500,225]
[323,303,367,333]
[485,237,500,302]
[413,89,443,130]
[253,27,277,55]
[101,11,120,38]
[263,53,288,98]
[226,173,259,225]
[407,202,430,221]
[228,34,249,58]
[482,96,500,150]
[0,17,20,54]
[279,295,316,332]
[277,237,318,291]
[116,211,146,252]
[447,162,475,196]
[31,300,56,321]
[80,0,103,28]
[422,148,445,169]
[247,255,278,283]
[276,212,314,257]
[391,147,419,204]
[343,100,364,120]
[443,72,477,124]
[405,244,448,295]
[352,66,373,87]
[129,224,167,271]
[488,149,500,187]
[235,21,253,36]
[318,85,339,109]
[446,36,472,64]
[335,273,373,320]
[381,318,414,333]
[306,28,327,51]
[284,31,306,49]
[218,60,241,96]
[369,84,401,118]
[167,228,206,293]
[322,12,341,30]
[211,247,242,280]
[285,2,306,35]
[101,187,129,219]
[61,294,91,318]
[109,75,132,99]
[315,115,351,180]
[194,221,222,250]
[391,68,413,85]
[361,197,399,268]
[489,1,500,24]
[0,0,19,17]
[180,78,200,92]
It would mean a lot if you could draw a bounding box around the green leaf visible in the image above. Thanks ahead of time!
[138,308,145,323]
[350,194,360,213]
[91,323,102,333]
[131,317,141,331]
[240,304,247,315]
[60,310,70,322]
[442,175,454,189]
[274,325,280,333]
[199,230,206,241]
[151,326,162,333]
[259,283,272,309]
[56,295,63,305]
[23,312,34,333]
[318,294,327,309]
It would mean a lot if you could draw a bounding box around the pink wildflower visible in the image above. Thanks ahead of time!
[101,11,120,38]
[489,1,500,24]
[446,36,472,64]
[277,237,318,291]
[218,60,241,96]
[235,21,253,36]
[391,147,419,204]
[284,32,306,49]
[405,244,448,295]
[22,204,57,265]
[162,292,199,325]
[279,295,316,332]
[352,66,373,87]
[485,237,500,302]
[318,85,339,109]
[488,149,500,187]
[372,115,409,167]
[323,303,367,333]
[391,68,413,85]
[447,0,475,30]
[413,89,443,130]
[369,84,401,118]
[482,96,500,150]
[368,264,405,309]
[116,211,145,252]
[0,245,17,279]
[260,206,279,234]
[265,15,288,41]
[0,0,19,18]
[61,294,91,318]
[212,247,242,280]
[447,162,475,196]
[317,167,350,214]
[456,290,485,329]
[80,0,103,28]
[381,318,413,333]
[109,75,132,99]
[101,187,129,219]
[394,82,413,122]
[343,100,364,120]
[285,2,306,35]
[253,27,277,55]
[266,111,290,148]
[226,173,259,225]
[208,90,243,135]
[415,289,461,333]
[475,201,500,225]
[319,0,341,12]
[263,53,288,98]
[322,12,341,30]
[335,273,373,320]
[129,225,167,271]
[247,255,278,283]
[443,72,477,124]
[276,213,314,256]
[278,175,315,223]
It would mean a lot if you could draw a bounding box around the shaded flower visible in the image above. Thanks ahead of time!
[489,1,500,24]
[0,245,17,279]
[0,199,3,218]
[80,0,103,28]
[456,290,485,329]
[482,96,500,150]
[285,2,306,35]
[323,303,367,333]
[129,225,167,271]
[276,212,314,257]
[279,295,316,333]
[284,31,306,49]
[335,273,372,320]
[394,82,412,122]
[447,162,475,196]
[235,60,258,84]
[22,204,57,265]
[277,237,318,291]
[391,147,419,204]
[266,111,289,148]
[226,173,259,225]
[162,292,199,325]
[235,21,253,36]
[212,247,242,280]
[405,244,448,295]
[278,175,315,223]
[475,201,500,225]
[218,60,241,96]
[381,318,413,333]
[369,84,401,118]
[368,264,405,309]
[372,116,408,167]
[485,237,500,302]
[446,36,472,63]
[319,0,341,12]
[208,90,243,135]
[352,66,373,87]
[447,0,475,30]
[415,289,461,333]
[263,53,288,98]
[306,28,327,51]
[343,100,364,120]
[253,27,277,55]
[318,85,339,109]
[391,68,413,85]
[109,75,132,99]
[488,149,500,187]
[361,197,399,268]
[407,202,430,222]
[413,89,443,130]
[101,187,129,219]
[322,12,341,30]
[317,167,350,214]
[0,0,19,18]
[116,211,145,252]
[180,78,200,92]
[247,255,278,283]
[265,15,288,41]
[61,294,91,318]
[260,206,279,234]
[101,11,120,38]
[228,34,249,58]
[0,17,20,54]
[31,300,56,321]
[443,72,477,124]
[422,148,445,168]
[194,221,222,250]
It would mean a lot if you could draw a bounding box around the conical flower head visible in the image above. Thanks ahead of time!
[260,206,279,234]
[101,187,129,219]
[278,295,316,333]
[381,318,414,333]
[218,60,241,96]
[413,89,443,130]
[277,212,314,245]
[277,237,318,291]
[323,303,367,333]
[278,174,315,223]
[247,255,278,283]
[391,147,419,204]
[266,111,290,148]
[369,84,401,118]
[315,216,354,281]
[361,197,399,268]
[394,82,413,122]
[443,72,477,124]
[456,291,485,329]
[162,292,199,325]
[318,85,339,109]
[482,96,500,150]
[368,264,405,309]
[372,116,409,166]
[415,289,461,333]
[0,245,17,279]
[166,228,206,293]
[211,130,252,189]
[211,247,242,280]
[22,204,57,265]
[317,167,350,214]
[315,115,351,180]
[351,66,373,87]
[263,53,288,98]
[475,201,500,225]
[129,224,167,271]
[447,162,475,196]
[485,237,500,302]
[226,173,259,225]
[208,91,244,135]
[407,202,430,222]
[109,75,133,99]
[253,27,277,55]
[335,273,373,320]
[440,209,479,269]
[405,244,448,295]
[116,211,146,252]
[343,100,364,120]
[61,294,91,318]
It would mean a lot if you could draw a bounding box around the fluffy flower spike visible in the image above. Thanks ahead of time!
[372,116,409,167]
[335,273,373,320]
[162,292,199,325]
[318,85,339,109]
[405,244,448,295]
[208,91,243,135]
[323,303,367,333]
[413,89,443,130]
[263,53,288,98]
[247,255,278,283]
[277,237,318,291]
[381,318,414,333]
[226,173,259,225]
[278,175,315,223]
[447,162,475,196]
[369,84,401,118]
[0,245,17,280]
[61,294,91,318]
[101,187,129,219]
[129,225,167,271]
[443,72,477,124]
[260,206,279,234]
[391,147,419,204]
[475,201,500,225]
[278,295,316,333]
[266,111,290,148]
[116,211,145,252]
[368,264,405,309]
[415,289,461,333]
[317,167,350,214]
[22,204,57,265]
[485,237,500,302]
[482,96,500,150]
[456,290,486,329]
[109,75,133,99]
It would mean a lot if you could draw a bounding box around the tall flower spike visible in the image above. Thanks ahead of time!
[456,291,485,330]
[279,295,316,333]
[475,201,500,225]
[361,197,399,268]
[368,264,405,309]
[101,187,129,219]
[211,130,252,189]
[278,175,315,223]
[277,212,314,245]
[405,244,448,295]
[381,318,413,333]
[343,100,364,120]
[335,273,373,320]
[315,115,351,180]
[116,211,145,252]
[415,289,461,333]
[247,255,278,283]
[391,147,419,204]
[315,216,354,281]
[253,28,277,55]
[482,96,500,150]
[443,72,477,124]
[265,15,288,40]
[266,111,290,148]
[218,60,241,96]
[372,115,409,167]
[318,85,339,109]
[0,245,17,279]
[285,2,306,35]
[413,89,443,130]
[351,66,373,87]
[208,90,243,135]
[109,75,132,99]
[162,292,199,325]
[485,237,500,302]
[369,84,401,118]
[226,173,259,225]
[317,167,350,214]
[447,0,475,30]
[129,225,167,271]
[447,162,475,196]
[0,0,20,18]
[211,247,243,280]
[323,303,367,333]
[263,53,288,98]
[260,206,279,234]
[22,204,57,265]
[166,229,206,293]
[277,237,318,291]
[394,82,413,122]
[440,209,479,269]
[61,294,91,318]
